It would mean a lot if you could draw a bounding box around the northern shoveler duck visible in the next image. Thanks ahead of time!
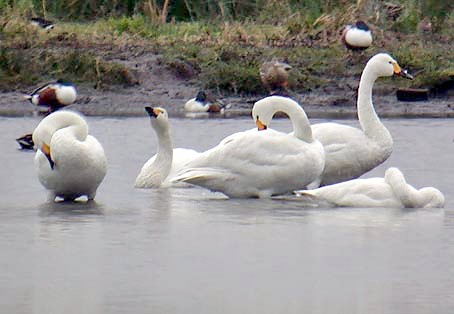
[184,91,225,113]
[30,17,54,30]
[16,133,34,150]
[17,80,77,150]
[341,20,373,51]
[24,79,77,112]
[259,60,292,96]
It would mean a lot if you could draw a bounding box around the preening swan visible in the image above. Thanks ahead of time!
[171,96,325,198]
[312,53,413,187]
[32,110,107,201]
[134,107,200,188]
[294,167,445,208]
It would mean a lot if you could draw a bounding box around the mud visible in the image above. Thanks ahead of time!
[1,51,453,118]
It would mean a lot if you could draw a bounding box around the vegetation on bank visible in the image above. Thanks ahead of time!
[0,0,453,96]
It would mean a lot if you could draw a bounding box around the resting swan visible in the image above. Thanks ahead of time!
[312,53,413,187]
[171,96,325,198]
[134,107,200,188]
[294,167,445,208]
[32,110,107,201]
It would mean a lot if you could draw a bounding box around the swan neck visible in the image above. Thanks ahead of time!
[357,67,387,140]
[154,125,173,177]
[275,101,313,142]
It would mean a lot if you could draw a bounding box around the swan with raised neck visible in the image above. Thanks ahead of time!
[311,53,413,187]
[135,107,200,188]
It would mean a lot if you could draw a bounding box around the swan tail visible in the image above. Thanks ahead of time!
[171,168,234,188]
[294,189,316,197]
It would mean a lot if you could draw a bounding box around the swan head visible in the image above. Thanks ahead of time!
[252,96,300,131]
[145,106,169,132]
[366,53,414,80]
[32,110,88,170]
[420,187,445,208]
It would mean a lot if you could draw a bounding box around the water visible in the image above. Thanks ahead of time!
[1,115,454,314]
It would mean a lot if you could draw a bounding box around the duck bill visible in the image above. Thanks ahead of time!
[41,143,55,170]
[393,63,414,80]
[256,118,267,131]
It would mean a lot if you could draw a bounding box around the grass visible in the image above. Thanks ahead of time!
[0,1,453,95]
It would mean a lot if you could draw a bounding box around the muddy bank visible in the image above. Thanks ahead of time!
[1,52,453,119]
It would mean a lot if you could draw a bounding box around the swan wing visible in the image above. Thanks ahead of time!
[173,129,324,197]
[312,123,390,185]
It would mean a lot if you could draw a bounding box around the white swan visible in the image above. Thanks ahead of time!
[32,110,107,201]
[312,53,413,187]
[171,96,325,198]
[294,167,445,208]
[134,107,200,188]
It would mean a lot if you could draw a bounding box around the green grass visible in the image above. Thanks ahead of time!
[0,1,453,94]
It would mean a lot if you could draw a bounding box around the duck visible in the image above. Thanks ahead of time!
[17,80,78,150]
[135,106,200,188]
[184,91,225,113]
[311,53,413,187]
[294,167,445,208]
[341,20,373,51]
[30,17,54,30]
[24,79,77,112]
[312,53,413,187]
[32,110,107,201]
[171,96,325,198]
[259,60,292,96]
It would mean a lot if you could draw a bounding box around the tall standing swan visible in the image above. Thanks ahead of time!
[32,110,107,201]
[312,53,413,187]
[134,107,200,188]
[171,96,325,198]
[294,167,444,208]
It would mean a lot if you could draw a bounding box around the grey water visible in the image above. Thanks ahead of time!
[1,115,454,314]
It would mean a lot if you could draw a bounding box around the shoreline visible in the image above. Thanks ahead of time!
[2,90,453,119]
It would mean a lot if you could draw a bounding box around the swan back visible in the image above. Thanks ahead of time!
[252,96,314,143]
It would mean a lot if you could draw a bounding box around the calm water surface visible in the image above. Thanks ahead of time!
[1,115,454,314]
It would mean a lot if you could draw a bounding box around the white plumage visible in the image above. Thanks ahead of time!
[32,110,107,201]
[171,96,325,198]
[312,53,413,187]
[295,167,445,208]
[135,107,200,188]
